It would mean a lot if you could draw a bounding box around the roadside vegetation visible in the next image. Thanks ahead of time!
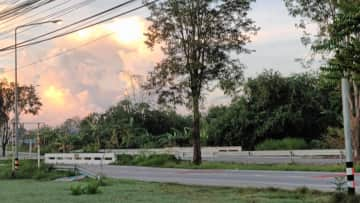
[12,70,344,159]
[0,160,75,180]
[114,154,357,172]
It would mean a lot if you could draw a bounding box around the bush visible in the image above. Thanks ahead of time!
[116,154,135,165]
[329,193,360,203]
[0,160,75,180]
[70,184,83,196]
[255,138,308,150]
[115,154,179,167]
[97,176,109,187]
[83,181,100,194]
[83,144,100,153]
[70,181,101,196]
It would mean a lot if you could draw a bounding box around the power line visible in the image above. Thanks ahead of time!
[0,0,98,58]
[0,0,72,35]
[0,0,55,22]
[0,0,96,40]
[0,0,139,52]
[17,1,155,50]
[0,0,158,73]
[2,31,115,73]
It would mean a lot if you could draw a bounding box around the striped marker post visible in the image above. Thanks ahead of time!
[346,162,355,194]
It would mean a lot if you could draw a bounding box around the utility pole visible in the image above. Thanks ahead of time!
[13,20,61,174]
[336,0,355,195]
[37,122,41,169]
[342,78,355,195]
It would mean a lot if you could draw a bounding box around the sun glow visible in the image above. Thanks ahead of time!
[76,29,92,39]
[44,86,65,106]
[106,17,145,44]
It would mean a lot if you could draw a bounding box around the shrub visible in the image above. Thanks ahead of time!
[70,184,83,196]
[141,154,179,166]
[83,181,100,194]
[329,193,360,203]
[115,154,179,167]
[0,160,75,180]
[83,144,100,153]
[116,154,135,165]
[97,176,109,187]
[321,127,345,149]
[255,138,308,150]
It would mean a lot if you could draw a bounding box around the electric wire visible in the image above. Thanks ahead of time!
[0,0,96,40]
[0,0,159,73]
[0,0,139,52]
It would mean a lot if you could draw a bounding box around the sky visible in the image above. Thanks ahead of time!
[0,0,316,126]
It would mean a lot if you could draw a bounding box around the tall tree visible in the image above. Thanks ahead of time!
[0,80,42,156]
[284,0,360,159]
[314,2,360,159]
[144,0,258,164]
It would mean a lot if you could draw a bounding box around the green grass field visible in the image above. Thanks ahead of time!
[0,179,333,203]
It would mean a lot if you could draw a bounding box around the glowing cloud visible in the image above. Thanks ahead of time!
[105,17,145,45]
[44,85,65,106]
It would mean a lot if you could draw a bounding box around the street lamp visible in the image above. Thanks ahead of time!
[14,19,62,171]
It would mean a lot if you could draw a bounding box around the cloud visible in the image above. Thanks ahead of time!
[1,16,162,126]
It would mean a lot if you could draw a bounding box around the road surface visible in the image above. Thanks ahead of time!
[79,165,359,192]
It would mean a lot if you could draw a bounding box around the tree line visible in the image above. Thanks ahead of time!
[14,70,341,155]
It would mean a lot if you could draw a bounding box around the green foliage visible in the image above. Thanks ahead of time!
[329,193,360,203]
[321,127,345,149]
[0,160,75,180]
[70,184,82,196]
[206,70,340,149]
[84,181,100,194]
[70,181,101,196]
[255,138,308,150]
[115,154,179,167]
[144,0,258,164]
[36,100,192,153]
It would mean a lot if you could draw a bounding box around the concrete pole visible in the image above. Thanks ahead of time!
[29,139,32,158]
[341,78,355,195]
[37,122,40,169]
[14,28,19,165]
[11,122,15,172]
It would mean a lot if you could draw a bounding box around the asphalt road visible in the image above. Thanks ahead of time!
[79,165,360,192]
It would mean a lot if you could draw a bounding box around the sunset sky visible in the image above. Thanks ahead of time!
[0,0,316,126]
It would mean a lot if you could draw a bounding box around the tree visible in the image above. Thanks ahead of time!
[313,2,360,159]
[58,117,81,152]
[283,0,337,49]
[144,0,258,164]
[0,80,42,156]
[206,70,340,149]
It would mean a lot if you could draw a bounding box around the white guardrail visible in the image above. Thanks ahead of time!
[45,153,116,165]
[100,147,345,159]
[100,146,243,157]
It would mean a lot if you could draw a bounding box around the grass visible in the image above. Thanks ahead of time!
[0,179,334,203]
[115,154,352,172]
[255,138,308,150]
[0,159,76,180]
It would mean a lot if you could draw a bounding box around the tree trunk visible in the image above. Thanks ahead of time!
[2,143,6,157]
[192,96,202,165]
[349,81,360,162]
[351,116,360,161]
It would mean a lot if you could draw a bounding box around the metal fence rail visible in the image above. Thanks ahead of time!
[101,148,345,165]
